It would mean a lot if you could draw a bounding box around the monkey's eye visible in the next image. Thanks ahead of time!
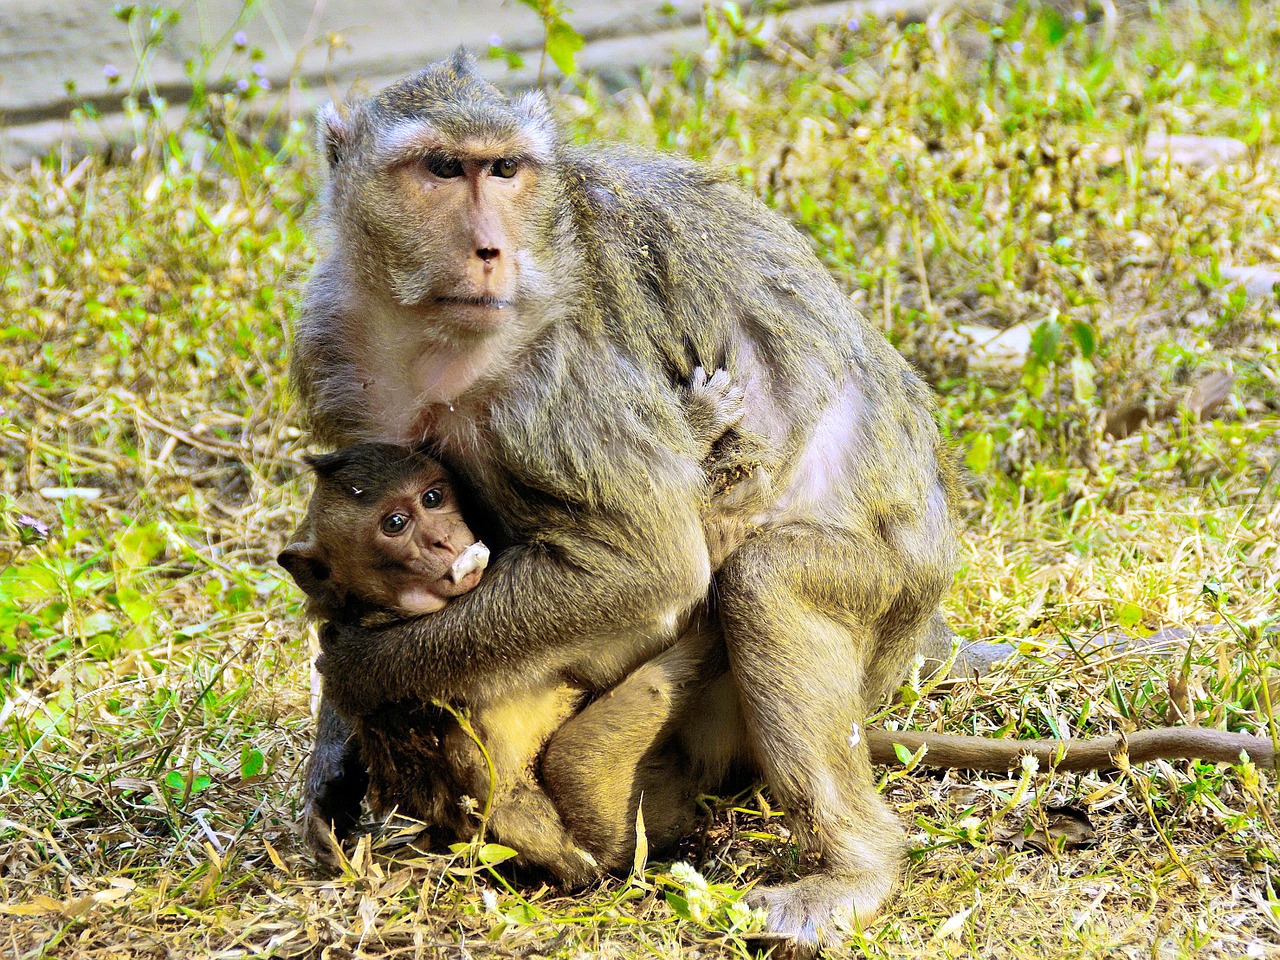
[381,513,409,536]
[492,158,518,178]
[424,154,464,179]
[422,488,444,509]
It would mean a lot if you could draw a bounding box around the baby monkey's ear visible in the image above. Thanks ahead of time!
[278,536,342,617]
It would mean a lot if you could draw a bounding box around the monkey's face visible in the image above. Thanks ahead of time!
[375,151,538,329]
[318,53,561,344]
[345,466,482,614]
[279,444,485,618]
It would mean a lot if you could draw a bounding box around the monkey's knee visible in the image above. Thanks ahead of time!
[485,787,601,886]
[541,729,630,865]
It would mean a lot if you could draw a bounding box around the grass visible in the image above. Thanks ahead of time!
[1,1,1278,956]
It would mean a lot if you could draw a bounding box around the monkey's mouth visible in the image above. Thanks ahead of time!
[433,296,513,309]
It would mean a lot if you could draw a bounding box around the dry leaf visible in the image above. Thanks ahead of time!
[1104,371,1233,438]
[1184,371,1233,420]
[0,895,64,916]
[933,904,976,941]
[1168,674,1194,724]
[632,797,649,879]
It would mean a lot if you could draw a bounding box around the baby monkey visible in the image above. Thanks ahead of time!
[279,368,765,880]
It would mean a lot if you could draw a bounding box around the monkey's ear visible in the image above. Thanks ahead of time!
[278,538,333,599]
[447,46,479,78]
[316,101,351,168]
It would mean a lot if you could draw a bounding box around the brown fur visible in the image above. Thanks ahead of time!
[278,444,597,879]
[291,50,964,949]
[285,370,760,880]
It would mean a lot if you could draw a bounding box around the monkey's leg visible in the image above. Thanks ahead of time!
[717,524,946,950]
[440,723,600,885]
[301,694,369,868]
[542,622,725,870]
[485,782,603,885]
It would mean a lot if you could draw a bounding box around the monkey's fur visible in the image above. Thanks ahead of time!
[281,432,1278,926]
[281,370,764,880]
[289,52,1272,948]
[295,52,959,946]
[277,444,586,878]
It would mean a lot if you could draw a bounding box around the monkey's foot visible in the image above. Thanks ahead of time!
[745,873,893,954]
[526,842,603,888]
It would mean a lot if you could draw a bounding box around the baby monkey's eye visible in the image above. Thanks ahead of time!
[425,154,463,178]
[422,488,444,509]
[381,513,409,535]
[492,158,518,178]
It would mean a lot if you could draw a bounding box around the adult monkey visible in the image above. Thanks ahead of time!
[293,51,961,947]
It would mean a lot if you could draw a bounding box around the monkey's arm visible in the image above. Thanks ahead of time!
[317,503,709,713]
[300,693,369,866]
[868,726,1276,771]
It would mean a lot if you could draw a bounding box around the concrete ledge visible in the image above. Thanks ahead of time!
[0,0,939,168]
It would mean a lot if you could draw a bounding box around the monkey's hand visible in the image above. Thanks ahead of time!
[684,366,745,458]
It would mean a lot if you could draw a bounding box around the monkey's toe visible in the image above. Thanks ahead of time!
[744,873,892,953]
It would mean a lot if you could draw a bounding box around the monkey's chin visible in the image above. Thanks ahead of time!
[427,297,515,332]
[391,587,449,616]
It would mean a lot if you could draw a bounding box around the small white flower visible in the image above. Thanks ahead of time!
[1010,40,1025,55]
[670,861,707,889]
[236,78,250,93]
[481,888,499,914]
[488,34,503,47]
[234,30,248,47]
[103,64,120,80]
[1073,9,1086,22]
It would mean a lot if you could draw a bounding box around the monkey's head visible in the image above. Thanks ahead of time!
[315,49,566,344]
[279,443,489,619]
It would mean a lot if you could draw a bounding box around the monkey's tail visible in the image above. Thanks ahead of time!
[868,726,1276,772]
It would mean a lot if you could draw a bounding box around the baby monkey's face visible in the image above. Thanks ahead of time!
[279,444,489,618]
[349,463,482,613]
